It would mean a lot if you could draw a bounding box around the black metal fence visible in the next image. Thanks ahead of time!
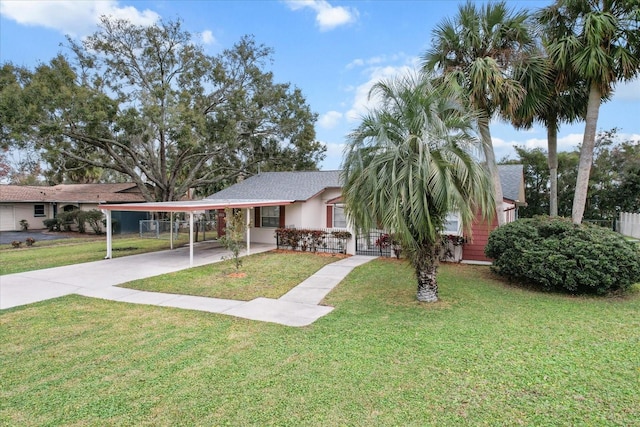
[275,228,352,254]
[355,229,395,257]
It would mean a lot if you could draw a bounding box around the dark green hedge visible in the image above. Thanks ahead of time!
[485,216,640,295]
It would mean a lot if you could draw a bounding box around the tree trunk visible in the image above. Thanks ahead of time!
[414,245,439,302]
[572,83,601,224]
[547,118,558,217]
[478,117,505,226]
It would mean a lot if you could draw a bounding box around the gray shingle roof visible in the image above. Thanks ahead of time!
[207,171,342,202]
[498,164,525,202]
[208,166,524,203]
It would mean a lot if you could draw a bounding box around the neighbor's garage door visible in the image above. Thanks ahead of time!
[0,205,16,231]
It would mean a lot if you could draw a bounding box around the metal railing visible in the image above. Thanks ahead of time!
[275,227,351,254]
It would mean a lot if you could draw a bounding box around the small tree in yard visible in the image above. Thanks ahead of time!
[219,208,246,270]
[343,72,494,302]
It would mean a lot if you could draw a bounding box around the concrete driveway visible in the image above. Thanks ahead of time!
[0,240,377,326]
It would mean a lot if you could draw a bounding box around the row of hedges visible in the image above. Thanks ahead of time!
[486,216,640,295]
[44,209,106,234]
[275,228,352,253]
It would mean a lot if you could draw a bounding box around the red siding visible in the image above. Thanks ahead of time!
[463,215,498,262]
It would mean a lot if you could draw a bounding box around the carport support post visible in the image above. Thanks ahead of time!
[170,212,174,250]
[103,209,112,259]
[246,208,251,255]
[189,211,194,267]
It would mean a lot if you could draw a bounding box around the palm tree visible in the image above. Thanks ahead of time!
[422,1,536,226]
[341,72,494,302]
[509,47,588,217]
[538,0,640,224]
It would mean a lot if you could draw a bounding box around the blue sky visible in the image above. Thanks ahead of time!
[1,0,638,171]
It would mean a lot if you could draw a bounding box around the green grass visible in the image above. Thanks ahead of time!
[0,235,191,275]
[2,259,639,426]
[120,251,345,300]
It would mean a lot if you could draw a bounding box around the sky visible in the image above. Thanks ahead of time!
[1,0,639,171]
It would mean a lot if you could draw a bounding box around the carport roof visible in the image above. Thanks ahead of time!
[99,198,294,213]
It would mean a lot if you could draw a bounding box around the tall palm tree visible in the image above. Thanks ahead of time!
[342,72,494,302]
[509,47,588,217]
[538,0,640,224]
[422,1,536,226]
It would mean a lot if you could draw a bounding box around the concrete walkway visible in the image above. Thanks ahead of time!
[0,243,376,326]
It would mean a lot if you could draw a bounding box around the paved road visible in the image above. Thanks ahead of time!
[0,230,70,245]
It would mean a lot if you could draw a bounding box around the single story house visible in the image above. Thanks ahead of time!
[0,183,148,232]
[206,171,352,252]
[206,166,526,262]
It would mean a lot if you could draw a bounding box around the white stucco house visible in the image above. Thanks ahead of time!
[207,166,525,260]
[206,170,354,253]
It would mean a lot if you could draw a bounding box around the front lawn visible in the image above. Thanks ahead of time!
[0,235,191,275]
[1,259,638,425]
[120,251,346,300]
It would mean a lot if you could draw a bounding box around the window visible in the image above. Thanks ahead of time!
[333,205,347,228]
[34,204,45,217]
[443,213,460,235]
[261,206,280,228]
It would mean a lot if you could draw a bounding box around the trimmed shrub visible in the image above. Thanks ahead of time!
[84,209,104,234]
[485,216,640,295]
[43,218,61,232]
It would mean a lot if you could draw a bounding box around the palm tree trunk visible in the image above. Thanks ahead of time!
[547,118,558,217]
[478,117,505,226]
[572,83,601,224]
[413,244,439,302]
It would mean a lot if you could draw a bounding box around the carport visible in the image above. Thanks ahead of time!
[99,199,293,267]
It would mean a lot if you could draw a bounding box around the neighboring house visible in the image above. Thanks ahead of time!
[207,166,526,261]
[0,183,148,232]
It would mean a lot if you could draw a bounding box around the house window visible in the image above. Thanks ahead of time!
[333,205,347,228]
[261,206,280,228]
[34,204,45,217]
[443,213,460,235]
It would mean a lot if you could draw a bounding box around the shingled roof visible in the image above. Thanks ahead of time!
[207,171,342,202]
[208,167,524,205]
[0,183,145,203]
[498,164,525,203]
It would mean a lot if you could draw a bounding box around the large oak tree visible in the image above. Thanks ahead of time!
[0,17,325,201]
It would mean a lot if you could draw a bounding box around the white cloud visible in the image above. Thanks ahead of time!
[618,132,640,142]
[0,0,159,37]
[346,55,400,70]
[346,64,415,122]
[345,58,364,70]
[492,133,586,158]
[319,111,343,129]
[284,0,358,31]
[201,30,215,45]
[319,141,346,170]
[613,78,640,101]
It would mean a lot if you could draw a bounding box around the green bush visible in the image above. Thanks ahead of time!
[43,218,61,231]
[57,211,76,231]
[84,209,104,234]
[485,216,640,295]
